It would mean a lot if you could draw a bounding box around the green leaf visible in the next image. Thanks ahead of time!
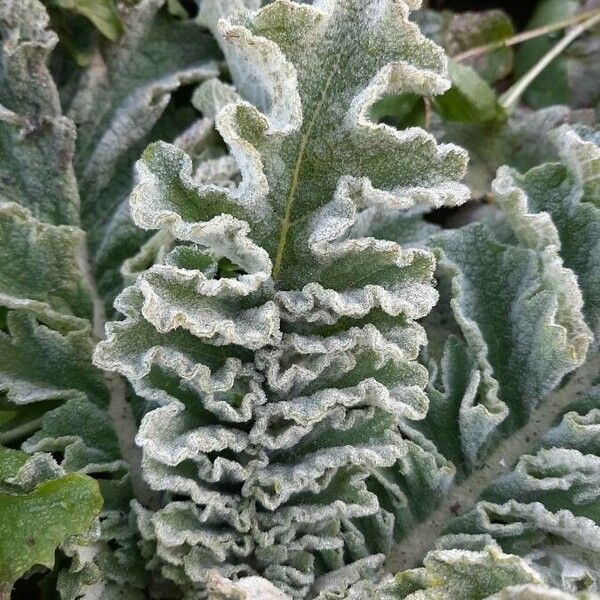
[0,204,93,328]
[50,0,123,41]
[0,447,102,597]
[63,1,221,308]
[445,10,515,83]
[514,0,600,109]
[95,0,469,595]
[384,123,598,598]
[433,60,505,123]
[0,5,143,597]
[370,94,427,129]
[413,9,515,83]
[0,0,80,227]
[438,106,595,198]
[493,125,600,340]
[390,546,541,599]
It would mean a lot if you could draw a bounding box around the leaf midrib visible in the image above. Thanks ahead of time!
[271,67,338,281]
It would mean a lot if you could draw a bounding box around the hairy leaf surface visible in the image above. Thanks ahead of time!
[95,0,469,596]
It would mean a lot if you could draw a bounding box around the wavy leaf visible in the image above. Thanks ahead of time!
[0,2,145,597]
[0,446,102,598]
[96,0,469,596]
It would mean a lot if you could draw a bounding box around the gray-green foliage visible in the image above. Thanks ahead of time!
[0,0,220,597]
[94,0,470,596]
[1,0,600,599]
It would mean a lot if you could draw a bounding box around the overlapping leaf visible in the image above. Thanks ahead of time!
[95,0,469,596]
[378,125,599,600]
[0,2,145,597]
[0,446,102,598]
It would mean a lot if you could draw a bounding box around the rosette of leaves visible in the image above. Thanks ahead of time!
[380,122,599,599]
[204,124,600,600]
[94,0,470,596]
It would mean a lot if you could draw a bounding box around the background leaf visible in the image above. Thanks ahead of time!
[515,0,600,108]
[49,0,123,41]
[433,60,505,123]
[0,447,102,598]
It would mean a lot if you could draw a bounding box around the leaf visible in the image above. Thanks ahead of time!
[437,385,600,595]
[0,203,92,328]
[433,60,505,123]
[493,124,600,340]
[50,0,124,41]
[0,4,144,597]
[390,546,541,599]
[95,0,469,596]
[437,106,595,198]
[0,447,102,597]
[207,572,292,600]
[63,0,221,307]
[68,0,219,234]
[444,10,515,83]
[0,0,80,226]
[412,9,515,83]
[383,124,598,598]
[24,398,147,599]
[514,0,600,109]
[0,312,108,408]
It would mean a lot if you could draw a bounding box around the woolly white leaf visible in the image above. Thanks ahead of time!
[96,0,469,596]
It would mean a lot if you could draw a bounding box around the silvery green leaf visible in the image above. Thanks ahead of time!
[390,546,542,599]
[493,124,600,340]
[383,124,597,597]
[0,0,80,226]
[437,385,600,595]
[95,0,469,596]
[67,0,221,306]
[0,3,145,597]
[437,106,595,199]
[431,218,590,462]
[24,398,147,599]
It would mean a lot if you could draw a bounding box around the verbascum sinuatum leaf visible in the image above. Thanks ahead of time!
[67,0,221,307]
[493,124,600,341]
[95,0,469,596]
[0,2,145,597]
[423,384,600,598]
[381,125,599,599]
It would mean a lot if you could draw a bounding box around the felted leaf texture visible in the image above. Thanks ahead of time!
[66,0,221,307]
[0,1,146,597]
[0,0,102,437]
[3,0,600,597]
[95,0,469,596]
[380,125,599,599]
[209,124,600,599]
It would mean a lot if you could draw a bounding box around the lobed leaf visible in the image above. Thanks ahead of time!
[96,0,469,596]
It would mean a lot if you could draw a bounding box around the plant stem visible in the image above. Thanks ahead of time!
[78,238,160,510]
[385,351,599,573]
[500,11,600,112]
[454,9,600,62]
